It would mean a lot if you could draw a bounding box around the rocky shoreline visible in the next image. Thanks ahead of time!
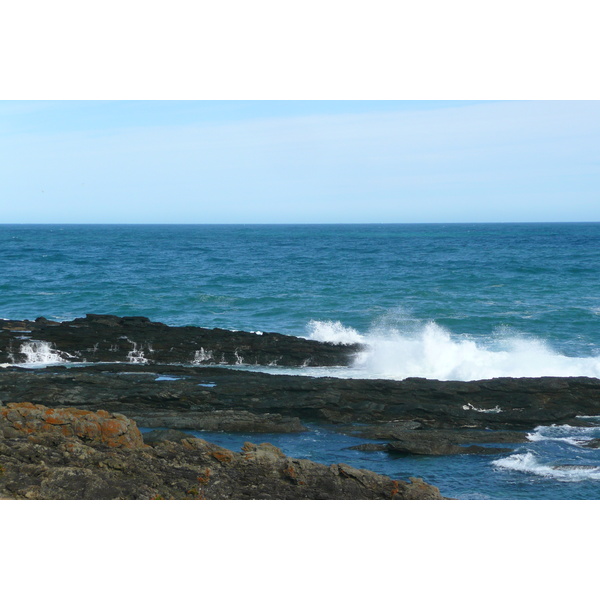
[0,402,442,500]
[2,315,600,498]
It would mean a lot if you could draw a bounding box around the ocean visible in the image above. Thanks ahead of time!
[2,222,600,499]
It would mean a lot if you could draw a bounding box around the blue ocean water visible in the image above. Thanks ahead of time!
[2,223,600,498]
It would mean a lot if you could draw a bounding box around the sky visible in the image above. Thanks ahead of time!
[1,100,599,224]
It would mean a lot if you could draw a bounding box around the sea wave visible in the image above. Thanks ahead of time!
[526,424,600,445]
[492,452,600,482]
[306,319,600,381]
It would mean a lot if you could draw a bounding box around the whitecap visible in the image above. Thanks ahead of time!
[526,424,600,446]
[492,452,600,482]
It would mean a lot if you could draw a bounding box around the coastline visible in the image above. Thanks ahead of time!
[2,315,600,499]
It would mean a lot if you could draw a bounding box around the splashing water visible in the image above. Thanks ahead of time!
[492,452,600,482]
[192,348,214,364]
[527,424,600,445]
[306,320,600,381]
[306,320,365,345]
[126,341,149,364]
[17,341,67,365]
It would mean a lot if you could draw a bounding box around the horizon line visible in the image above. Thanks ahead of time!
[1,221,599,226]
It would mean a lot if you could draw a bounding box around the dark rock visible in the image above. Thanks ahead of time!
[349,427,527,444]
[343,421,424,439]
[387,440,510,456]
[370,429,523,456]
[142,429,194,445]
[0,314,361,367]
[133,410,307,433]
[346,443,391,452]
[347,430,525,456]
[581,438,600,449]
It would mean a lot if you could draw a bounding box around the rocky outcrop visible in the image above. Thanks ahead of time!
[386,440,509,456]
[0,404,443,500]
[0,314,361,367]
[0,402,145,448]
[1,364,599,432]
[347,429,526,456]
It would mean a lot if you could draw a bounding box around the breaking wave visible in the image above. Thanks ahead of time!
[492,452,600,482]
[306,319,600,381]
[527,424,600,445]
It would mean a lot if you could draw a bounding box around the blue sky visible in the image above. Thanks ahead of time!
[1,100,599,224]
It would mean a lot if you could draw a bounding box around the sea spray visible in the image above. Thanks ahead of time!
[124,339,150,364]
[527,424,600,445]
[307,319,600,381]
[17,340,68,365]
[492,452,600,482]
[306,320,365,345]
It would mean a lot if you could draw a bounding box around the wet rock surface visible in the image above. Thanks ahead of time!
[1,363,599,431]
[0,314,361,367]
[0,404,443,500]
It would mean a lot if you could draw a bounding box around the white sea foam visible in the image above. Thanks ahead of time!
[17,340,68,365]
[526,424,600,445]
[126,340,150,364]
[306,319,600,381]
[462,403,502,413]
[192,348,214,364]
[307,320,365,345]
[492,452,600,482]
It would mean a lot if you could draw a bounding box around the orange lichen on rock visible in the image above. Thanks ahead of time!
[210,450,234,463]
[197,468,211,485]
[0,402,145,449]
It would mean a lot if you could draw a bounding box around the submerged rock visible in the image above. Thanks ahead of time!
[387,440,510,456]
[0,403,443,500]
[581,438,600,449]
[348,427,527,444]
[347,430,522,456]
[346,443,391,452]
